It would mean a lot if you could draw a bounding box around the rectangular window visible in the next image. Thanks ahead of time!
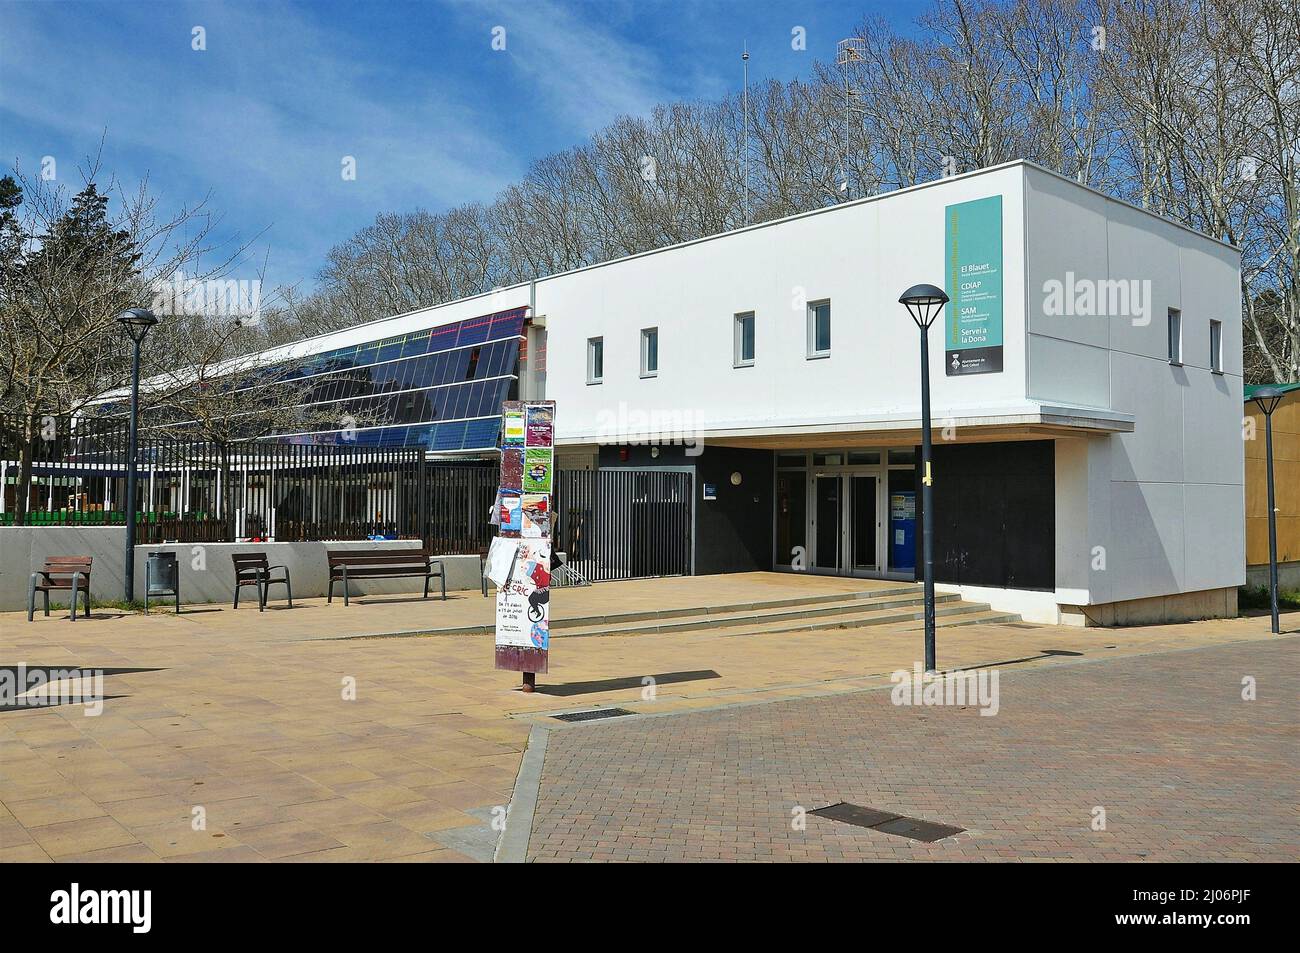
[734,312,755,367]
[807,300,831,358]
[1210,319,1223,373]
[640,327,658,378]
[587,337,603,384]
[1168,308,1182,364]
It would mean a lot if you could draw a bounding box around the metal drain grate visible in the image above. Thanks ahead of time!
[810,802,965,842]
[551,707,636,723]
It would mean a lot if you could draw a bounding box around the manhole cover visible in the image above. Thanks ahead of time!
[810,802,964,842]
[872,816,966,842]
[551,707,636,723]
[809,803,900,828]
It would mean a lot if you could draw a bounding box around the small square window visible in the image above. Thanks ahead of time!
[587,337,603,384]
[1210,319,1223,373]
[734,312,755,367]
[807,300,831,359]
[640,327,658,378]
[888,449,916,465]
[1167,308,1182,365]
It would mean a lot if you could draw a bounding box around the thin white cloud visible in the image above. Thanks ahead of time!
[459,0,684,130]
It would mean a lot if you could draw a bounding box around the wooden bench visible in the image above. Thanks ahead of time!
[231,553,293,611]
[326,548,445,606]
[27,556,92,622]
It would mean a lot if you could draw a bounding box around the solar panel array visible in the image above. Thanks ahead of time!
[271,306,526,451]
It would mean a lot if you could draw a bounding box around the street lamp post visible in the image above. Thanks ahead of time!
[1249,386,1285,635]
[117,308,158,603]
[898,284,950,673]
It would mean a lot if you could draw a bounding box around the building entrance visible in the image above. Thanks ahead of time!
[775,449,917,579]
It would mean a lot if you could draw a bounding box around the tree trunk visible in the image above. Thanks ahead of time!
[14,413,36,526]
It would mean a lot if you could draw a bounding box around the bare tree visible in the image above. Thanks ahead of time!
[0,155,254,522]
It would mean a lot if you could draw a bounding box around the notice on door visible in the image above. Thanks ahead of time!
[944,195,1003,376]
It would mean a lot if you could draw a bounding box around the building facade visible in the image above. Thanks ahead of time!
[210,160,1246,624]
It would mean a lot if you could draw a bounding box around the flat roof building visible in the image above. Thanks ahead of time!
[190,160,1247,625]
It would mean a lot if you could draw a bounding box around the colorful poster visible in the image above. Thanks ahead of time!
[525,403,554,447]
[496,400,554,676]
[521,493,550,538]
[495,540,551,649]
[522,448,553,493]
[944,195,1004,376]
[497,490,523,534]
[502,409,526,446]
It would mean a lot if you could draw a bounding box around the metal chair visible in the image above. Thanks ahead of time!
[232,553,292,611]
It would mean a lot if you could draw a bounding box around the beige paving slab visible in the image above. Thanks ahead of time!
[2,572,1294,864]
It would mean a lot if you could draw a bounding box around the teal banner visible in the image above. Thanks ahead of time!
[944,195,1004,375]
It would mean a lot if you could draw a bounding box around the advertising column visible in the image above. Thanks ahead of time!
[493,400,555,687]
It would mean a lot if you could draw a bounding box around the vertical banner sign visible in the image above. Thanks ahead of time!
[945,195,1004,375]
[495,400,556,676]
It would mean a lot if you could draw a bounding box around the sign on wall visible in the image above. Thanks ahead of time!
[494,399,556,679]
[944,195,1004,376]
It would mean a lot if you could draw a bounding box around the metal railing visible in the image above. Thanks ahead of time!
[0,415,497,553]
[555,468,693,581]
[3,416,696,574]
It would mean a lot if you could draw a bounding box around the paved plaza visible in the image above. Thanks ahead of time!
[528,638,1299,862]
[0,573,1294,862]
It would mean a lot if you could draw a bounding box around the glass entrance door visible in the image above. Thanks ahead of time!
[813,475,841,571]
[849,474,879,573]
[811,472,879,575]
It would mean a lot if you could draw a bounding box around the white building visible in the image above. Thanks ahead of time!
[220,160,1246,625]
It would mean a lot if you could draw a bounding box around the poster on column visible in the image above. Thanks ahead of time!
[496,399,556,675]
[495,539,551,650]
[944,195,1004,375]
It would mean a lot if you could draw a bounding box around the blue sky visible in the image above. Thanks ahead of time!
[1,0,924,293]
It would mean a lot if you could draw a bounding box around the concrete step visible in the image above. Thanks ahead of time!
[549,585,923,630]
[343,584,1027,641]
[693,599,1010,639]
[904,609,1026,629]
[381,585,929,638]
[552,589,962,638]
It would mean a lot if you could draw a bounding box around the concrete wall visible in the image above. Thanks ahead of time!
[1026,166,1245,613]
[540,163,1030,444]
[1245,560,1300,593]
[1,527,132,609]
[0,527,482,611]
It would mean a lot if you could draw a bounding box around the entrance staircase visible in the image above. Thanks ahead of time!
[546,584,1022,638]
[403,583,1022,639]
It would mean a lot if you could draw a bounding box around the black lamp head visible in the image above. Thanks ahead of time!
[1250,385,1285,417]
[899,283,950,329]
[116,307,158,343]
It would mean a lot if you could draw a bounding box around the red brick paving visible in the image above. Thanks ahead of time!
[528,639,1300,862]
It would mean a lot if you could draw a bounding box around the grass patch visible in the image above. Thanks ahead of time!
[1238,585,1300,611]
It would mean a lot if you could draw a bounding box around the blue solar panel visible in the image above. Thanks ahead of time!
[249,306,525,453]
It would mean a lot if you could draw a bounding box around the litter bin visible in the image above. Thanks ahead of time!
[145,550,181,614]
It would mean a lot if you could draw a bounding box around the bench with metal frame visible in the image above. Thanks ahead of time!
[231,552,293,611]
[326,548,445,606]
[27,556,92,622]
